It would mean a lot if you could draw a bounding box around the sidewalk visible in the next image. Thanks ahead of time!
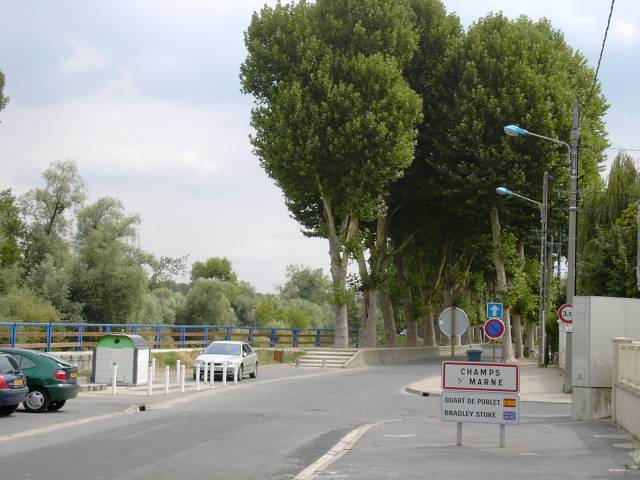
[406,354,572,403]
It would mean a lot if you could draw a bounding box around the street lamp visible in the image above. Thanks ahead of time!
[496,177,549,366]
[504,114,579,385]
[503,124,575,301]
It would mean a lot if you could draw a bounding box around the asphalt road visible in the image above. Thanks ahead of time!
[0,361,636,479]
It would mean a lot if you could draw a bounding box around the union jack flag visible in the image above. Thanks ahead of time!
[503,411,516,421]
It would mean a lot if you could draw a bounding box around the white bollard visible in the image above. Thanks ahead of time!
[164,366,170,394]
[203,361,209,384]
[222,362,227,387]
[180,364,186,393]
[111,363,118,395]
[210,362,215,389]
[147,364,153,397]
[151,357,157,384]
[233,364,238,385]
[176,360,181,383]
[196,364,200,391]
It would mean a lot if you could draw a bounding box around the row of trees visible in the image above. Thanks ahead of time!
[241,0,611,357]
[0,159,347,329]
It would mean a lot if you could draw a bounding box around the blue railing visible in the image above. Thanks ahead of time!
[0,322,360,352]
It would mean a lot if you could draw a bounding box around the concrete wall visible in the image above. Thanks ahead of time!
[615,384,640,440]
[344,345,482,368]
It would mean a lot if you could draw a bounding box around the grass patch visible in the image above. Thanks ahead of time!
[151,350,199,370]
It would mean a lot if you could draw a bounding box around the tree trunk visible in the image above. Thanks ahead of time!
[490,207,515,362]
[380,289,397,347]
[404,292,418,347]
[511,235,526,358]
[319,190,355,349]
[512,313,523,358]
[361,289,378,348]
[526,322,535,357]
[422,306,436,347]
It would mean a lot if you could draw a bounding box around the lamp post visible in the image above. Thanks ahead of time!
[496,175,548,366]
[504,106,579,388]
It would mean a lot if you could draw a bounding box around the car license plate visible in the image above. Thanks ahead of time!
[71,371,77,378]
[13,379,23,386]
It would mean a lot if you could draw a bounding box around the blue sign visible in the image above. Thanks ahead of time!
[484,318,505,340]
[486,302,503,319]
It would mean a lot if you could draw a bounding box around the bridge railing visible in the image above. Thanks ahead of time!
[0,322,360,352]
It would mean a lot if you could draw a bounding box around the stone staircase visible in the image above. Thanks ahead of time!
[297,348,359,368]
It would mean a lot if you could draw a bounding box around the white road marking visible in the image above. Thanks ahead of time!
[383,434,415,438]
[294,423,381,480]
[0,405,140,443]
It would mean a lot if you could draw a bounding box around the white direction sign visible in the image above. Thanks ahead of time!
[486,302,503,319]
[438,307,469,337]
[442,361,520,393]
[441,391,520,425]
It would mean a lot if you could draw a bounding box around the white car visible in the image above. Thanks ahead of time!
[192,341,258,381]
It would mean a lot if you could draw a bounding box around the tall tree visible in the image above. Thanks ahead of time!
[241,0,422,347]
[191,257,237,284]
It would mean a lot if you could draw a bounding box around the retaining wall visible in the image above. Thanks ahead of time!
[344,344,482,368]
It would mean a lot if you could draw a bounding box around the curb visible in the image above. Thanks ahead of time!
[404,386,439,397]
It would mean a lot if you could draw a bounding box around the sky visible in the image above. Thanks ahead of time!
[0,0,638,293]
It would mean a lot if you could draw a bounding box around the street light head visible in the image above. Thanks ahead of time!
[496,186,513,197]
[504,125,528,137]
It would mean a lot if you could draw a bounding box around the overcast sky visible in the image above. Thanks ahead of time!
[0,1,637,292]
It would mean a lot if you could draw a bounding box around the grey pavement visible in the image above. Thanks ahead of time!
[0,359,637,479]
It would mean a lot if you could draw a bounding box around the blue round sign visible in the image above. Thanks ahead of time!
[484,318,505,340]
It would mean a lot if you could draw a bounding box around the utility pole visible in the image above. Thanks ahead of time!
[564,100,580,390]
[637,201,640,291]
[537,172,549,366]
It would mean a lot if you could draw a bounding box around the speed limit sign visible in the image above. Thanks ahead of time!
[558,304,574,324]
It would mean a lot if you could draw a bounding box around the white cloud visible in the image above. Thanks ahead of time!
[611,19,638,46]
[60,38,108,73]
[0,93,328,292]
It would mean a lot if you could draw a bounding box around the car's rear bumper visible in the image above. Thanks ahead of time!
[0,387,28,406]
[47,383,80,401]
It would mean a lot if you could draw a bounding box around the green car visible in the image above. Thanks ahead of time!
[0,348,79,413]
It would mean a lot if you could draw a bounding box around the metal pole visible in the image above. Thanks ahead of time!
[538,172,548,367]
[164,366,170,394]
[456,423,462,446]
[637,202,640,291]
[500,424,506,447]
[147,364,153,396]
[176,360,181,383]
[233,364,238,385]
[564,100,580,390]
[545,236,554,366]
[111,364,117,396]
[222,362,227,387]
[196,364,200,391]
[180,365,186,393]
[451,306,457,359]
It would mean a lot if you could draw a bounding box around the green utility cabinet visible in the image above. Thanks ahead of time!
[92,334,150,385]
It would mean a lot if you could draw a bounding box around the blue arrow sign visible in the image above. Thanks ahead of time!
[486,302,503,319]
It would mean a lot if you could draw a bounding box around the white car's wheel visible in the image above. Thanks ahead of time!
[250,362,258,378]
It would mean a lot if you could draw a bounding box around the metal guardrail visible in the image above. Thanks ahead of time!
[619,342,640,389]
[0,322,360,352]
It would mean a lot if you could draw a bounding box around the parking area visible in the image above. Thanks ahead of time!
[0,364,336,439]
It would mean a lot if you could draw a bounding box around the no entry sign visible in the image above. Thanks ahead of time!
[484,318,505,340]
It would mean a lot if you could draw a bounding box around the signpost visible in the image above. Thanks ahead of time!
[558,303,574,324]
[486,302,503,319]
[483,318,505,361]
[441,361,520,447]
[438,307,469,359]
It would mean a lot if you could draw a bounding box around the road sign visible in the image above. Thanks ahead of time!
[441,391,520,425]
[442,361,519,393]
[558,303,574,324]
[486,302,503,319]
[438,307,469,337]
[484,318,505,340]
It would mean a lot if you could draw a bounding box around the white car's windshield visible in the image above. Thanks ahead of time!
[205,343,241,355]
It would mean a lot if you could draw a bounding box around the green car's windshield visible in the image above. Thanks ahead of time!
[204,343,241,355]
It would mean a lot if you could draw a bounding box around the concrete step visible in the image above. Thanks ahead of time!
[297,348,359,368]
[298,360,346,368]
[303,352,354,359]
